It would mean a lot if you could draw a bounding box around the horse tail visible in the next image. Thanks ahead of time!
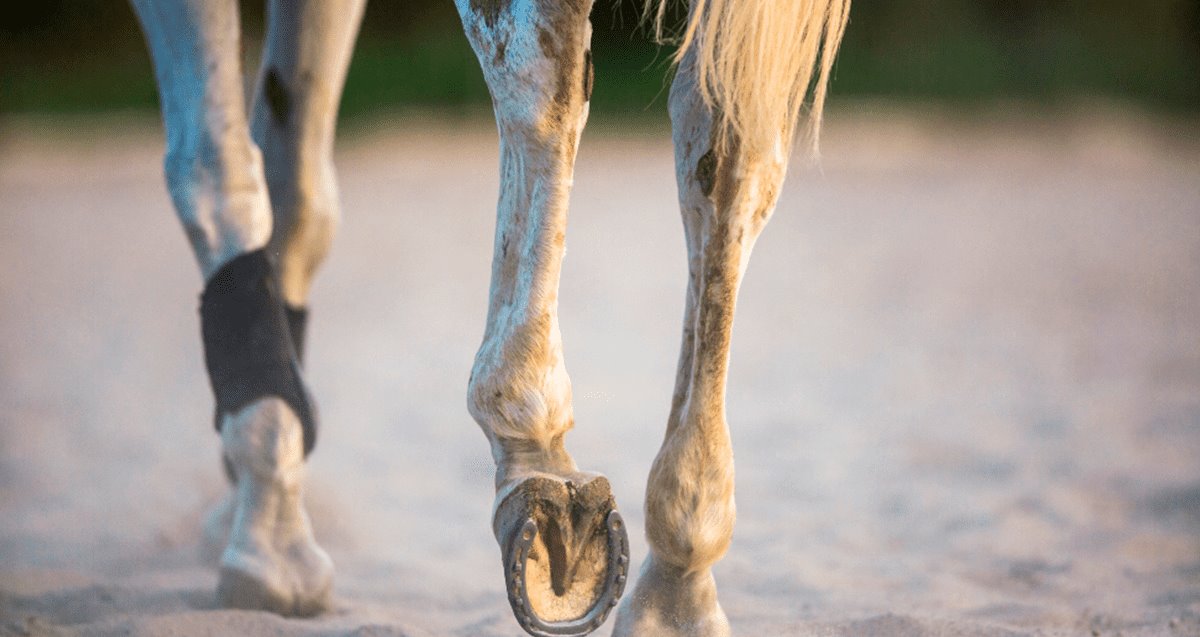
[648,0,850,158]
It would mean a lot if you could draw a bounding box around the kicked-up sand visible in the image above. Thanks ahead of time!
[1,106,1198,636]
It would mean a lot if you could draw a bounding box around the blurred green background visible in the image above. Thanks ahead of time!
[2,0,1198,120]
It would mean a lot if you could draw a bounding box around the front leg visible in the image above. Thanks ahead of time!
[613,50,789,637]
[456,1,628,635]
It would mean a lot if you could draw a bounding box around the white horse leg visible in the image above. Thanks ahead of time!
[455,1,629,634]
[202,0,362,575]
[252,0,366,360]
[203,0,364,564]
[613,49,788,637]
[130,0,331,615]
[131,0,271,277]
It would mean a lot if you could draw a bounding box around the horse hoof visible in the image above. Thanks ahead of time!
[611,557,730,637]
[494,474,630,637]
[217,562,293,615]
[216,544,333,617]
[214,398,333,617]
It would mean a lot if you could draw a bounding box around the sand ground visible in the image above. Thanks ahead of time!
[1,107,1198,636]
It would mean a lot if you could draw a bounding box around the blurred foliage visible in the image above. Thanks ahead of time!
[1,0,1197,119]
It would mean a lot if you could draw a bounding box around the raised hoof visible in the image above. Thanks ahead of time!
[495,475,630,637]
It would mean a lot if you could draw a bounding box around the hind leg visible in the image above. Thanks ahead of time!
[130,0,333,615]
[204,0,364,579]
[252,0,365,362]
[204,0,365,564]
[613,48,789,637]
[455,1,629,635]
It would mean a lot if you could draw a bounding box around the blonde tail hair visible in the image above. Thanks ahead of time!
[649,0,850,158]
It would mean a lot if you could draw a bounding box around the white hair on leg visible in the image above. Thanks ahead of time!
[616,3,850,635]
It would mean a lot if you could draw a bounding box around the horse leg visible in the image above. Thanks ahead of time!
[251,0,365,362]
[130,0,331,615]
[613,48,789,637]
[455,1,629,634]
[203,0,364,561]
